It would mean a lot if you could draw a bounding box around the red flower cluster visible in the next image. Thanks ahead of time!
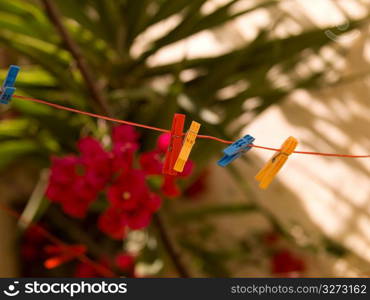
[46,137,111,219]
[46,125,193,240]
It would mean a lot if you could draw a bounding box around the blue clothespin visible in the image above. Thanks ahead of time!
[217,134,255,167]
[0,65,20,104]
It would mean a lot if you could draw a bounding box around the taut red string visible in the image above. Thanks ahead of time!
[13,95,370,159]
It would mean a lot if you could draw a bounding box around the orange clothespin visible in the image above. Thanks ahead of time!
[173,121,201,172]
[255,136,298,189]
[162,114,186,176]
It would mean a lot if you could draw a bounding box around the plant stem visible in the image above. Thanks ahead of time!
[173,203,258,222]
[153,213,190,278]
[41,0,111,116]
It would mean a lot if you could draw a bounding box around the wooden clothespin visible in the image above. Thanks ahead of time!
[218,134,255,167]
[162,113,186,175]
[255,136,298,189]
[173,121,201,172]
[0,65,20,104]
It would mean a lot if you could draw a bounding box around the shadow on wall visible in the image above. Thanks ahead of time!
[240,25,370,275]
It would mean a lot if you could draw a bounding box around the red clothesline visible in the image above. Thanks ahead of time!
[13,95,370,159]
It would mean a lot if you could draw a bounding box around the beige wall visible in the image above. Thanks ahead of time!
[169,0,370,276]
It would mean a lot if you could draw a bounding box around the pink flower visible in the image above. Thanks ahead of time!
[139,150,163,175]
[98,206,127,240]
[47,138,113,218]
[104,168,162,234]
[61,197,89,219]
[127,209,152,230]
[45,184,67,204]
[147,193,162,212]
[112,125,139,145]
[84,164,111,191]
[60,177,101,218]
[156,133,170,153]
[78,137,108,162]
[46,156,80,205]
[48,156,80,185]
[112,142,138,175]
[179,160,194,177]
[47,161,100,218]
[78,137,112,189]
[115,253,135,276]
[73,176,99,202]
[107,169,147,208]
[124,192,161,230]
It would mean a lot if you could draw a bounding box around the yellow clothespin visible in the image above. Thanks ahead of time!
[255,136,298,189]
[173,121,201,172]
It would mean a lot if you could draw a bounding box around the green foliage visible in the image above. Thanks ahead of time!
[0,139,40,170]
[174,203,257,221]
